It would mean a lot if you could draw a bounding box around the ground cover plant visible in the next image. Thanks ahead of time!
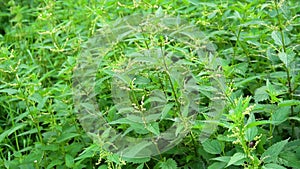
[0,0,300,169]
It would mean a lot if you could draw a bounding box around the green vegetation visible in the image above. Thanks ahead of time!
[0,0,299,168]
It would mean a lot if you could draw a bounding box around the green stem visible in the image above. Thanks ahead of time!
[24,96,43,144]
[274,0,295,138]
[160,43,181,110]
[190,132,199,158]
[5,103,20,152]
[157,73,168,98]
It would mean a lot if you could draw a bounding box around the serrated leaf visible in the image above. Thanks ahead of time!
[28,93,43,104]
[159,158,177,169]
[28,92,48,110]
[226,152,246,167]
[271,31,283,46]
[278,52,293,67]
[271,31,291,46]
[202,139,223,154]
[278,150,300,168]
[271,107,290,125]
[261,139,289,163]
[254,86,269,103]
[282,139,300,150]
[233,63,248,76]
[279,100,300,107]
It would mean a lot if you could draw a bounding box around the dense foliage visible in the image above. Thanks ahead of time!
[0,0,299,168]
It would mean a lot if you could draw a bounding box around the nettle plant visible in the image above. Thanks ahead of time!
[72,1,300,168]
[73,12,227,168]
[204,1,300,169]
[0,0,299,168]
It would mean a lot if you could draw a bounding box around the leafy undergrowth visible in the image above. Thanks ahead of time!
[0,0,299,169]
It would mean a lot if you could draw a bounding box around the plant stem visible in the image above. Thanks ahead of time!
[190,132,199,158]
[159,43,181,110]
[274,0,295,138]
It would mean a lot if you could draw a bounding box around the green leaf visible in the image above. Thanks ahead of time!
[245,113,258,141]
[98,165,108,169]
[75,144,100,161]
[155,6,164,18]
[107,154,123,164]
[211,156,231,163]
[271,107,290,125]
[175,124,184,137]
[261,139,289,163]
[278,150,300,168]
[202,139,223,154]
[28,92,48,110]
[263,163,287,169]
[254,86,269,103]
[232,63,248,76]
[17,128,38,137]
[146,122,160,136]
[47,159,64,169]
[65,154,74,168]
[0,123,27,143]
[161,103,174,120]
[234,75,260,88]
[0,88,18,95]
[245,120,272,129]
[279,100,300,107]
[145,114,161,122]
[226,152,246,167]
[56,133,80,143]
[136,163,144,169]
[208,162,227,169]
[40,144,60,151]
[109,117,138,124]
[122,141,153,157]
[271,31,283,46]
[271,31,290,46]
[122,157,150,164]
[278,52,293,67]
[159,158,177,169]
